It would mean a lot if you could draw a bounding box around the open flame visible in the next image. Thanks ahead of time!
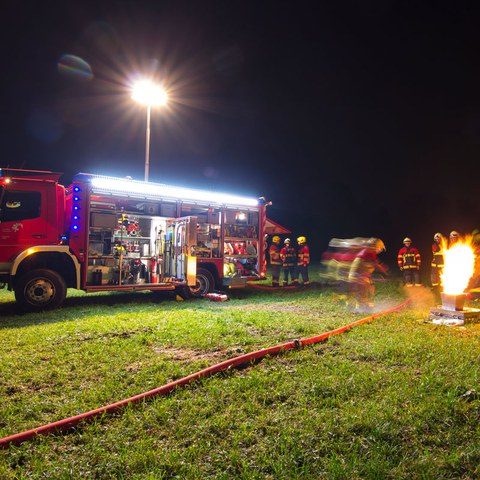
[441,236,475,295]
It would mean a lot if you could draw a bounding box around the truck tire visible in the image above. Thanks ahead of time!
[15,269,67,311]
[188,268,215,298]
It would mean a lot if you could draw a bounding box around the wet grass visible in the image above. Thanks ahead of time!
[0,269,479,479]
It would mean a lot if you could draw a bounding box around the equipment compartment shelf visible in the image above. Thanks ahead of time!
[224,237,258,242]
[113,235,150,240]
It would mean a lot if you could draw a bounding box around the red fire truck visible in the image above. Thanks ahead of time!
[0,168,276,310]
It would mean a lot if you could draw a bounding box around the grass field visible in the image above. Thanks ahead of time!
[1,267,479,479]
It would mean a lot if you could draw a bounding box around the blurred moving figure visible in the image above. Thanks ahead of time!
[348,238,388,313]
[280,238,298,286]
[397,237,422,286]
[296,236,311,285]
[321,237,367,287]
[268,235,282,287]
[431,232,444,291]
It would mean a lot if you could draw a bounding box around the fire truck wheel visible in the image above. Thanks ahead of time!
[15,269,67,311]
[188,268,215,298]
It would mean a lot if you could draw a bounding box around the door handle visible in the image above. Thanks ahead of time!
[31,234,46,238]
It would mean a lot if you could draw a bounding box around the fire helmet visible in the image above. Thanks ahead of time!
[434,232,443,241]
[272,235,280,244]
[297,236,306,245]
[284,238,291,244]
[403,237,412,244]
[368,237,386,252]
[450,231,459,238]
[375,239,386,252]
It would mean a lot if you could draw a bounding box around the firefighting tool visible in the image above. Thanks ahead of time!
[204,292,229,302]
[150,257,158,283]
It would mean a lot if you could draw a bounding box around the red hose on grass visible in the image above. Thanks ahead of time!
[0,297,412,449]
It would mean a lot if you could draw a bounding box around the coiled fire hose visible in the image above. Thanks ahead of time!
[0,297,412,449]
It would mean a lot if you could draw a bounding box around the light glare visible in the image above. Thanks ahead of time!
[90,176,259,207]
[132,80,168,107]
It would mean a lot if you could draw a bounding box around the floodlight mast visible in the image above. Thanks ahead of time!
[131,80,168,182]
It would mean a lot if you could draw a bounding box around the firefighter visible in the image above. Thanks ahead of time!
[280,238,298,286]
[348,238,387,313]
[449,230,459,247]
[268,235,282,287]
[397,237,421,286]
[296,235,311,285]
[431,232,444,291]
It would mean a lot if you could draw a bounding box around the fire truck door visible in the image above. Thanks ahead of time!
[0,184,48,261]
[167,216,197,286]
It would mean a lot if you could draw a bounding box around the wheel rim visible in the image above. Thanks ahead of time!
[190,274,209,296]
[25,278,55,305]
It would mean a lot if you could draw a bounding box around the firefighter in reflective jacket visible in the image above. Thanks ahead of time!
[268,235,282,287]
[431,232,444,290]
[280,238,298,286]
[296,236,311,285]
[397,237,421,286]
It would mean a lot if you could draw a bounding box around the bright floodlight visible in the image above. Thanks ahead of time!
[132,79,168,181]
[132,80,168,107]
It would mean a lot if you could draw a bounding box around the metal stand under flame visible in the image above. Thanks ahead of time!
[429,293,480,326]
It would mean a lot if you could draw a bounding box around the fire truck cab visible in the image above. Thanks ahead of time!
[0,168,269,310]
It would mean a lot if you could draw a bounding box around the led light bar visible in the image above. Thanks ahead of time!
[88,175,259,207]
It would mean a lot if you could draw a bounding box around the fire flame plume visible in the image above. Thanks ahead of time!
[441,236,475,295]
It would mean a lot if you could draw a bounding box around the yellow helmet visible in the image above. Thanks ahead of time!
[375,238,386,252]
[403,237,412,244]
[297,236,306,245]
[272,235,280,244]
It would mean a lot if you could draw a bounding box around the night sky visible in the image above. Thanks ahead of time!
[1,1,479,267]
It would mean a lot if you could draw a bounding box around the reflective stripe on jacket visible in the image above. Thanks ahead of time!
[397,246,421,269]
[431,243,444,268]
[297,245,310,266]
[280,246,296,267]
[269,244,282,265]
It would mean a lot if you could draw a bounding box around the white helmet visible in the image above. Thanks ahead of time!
[403,237,412,244]
[434,232,443,241]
